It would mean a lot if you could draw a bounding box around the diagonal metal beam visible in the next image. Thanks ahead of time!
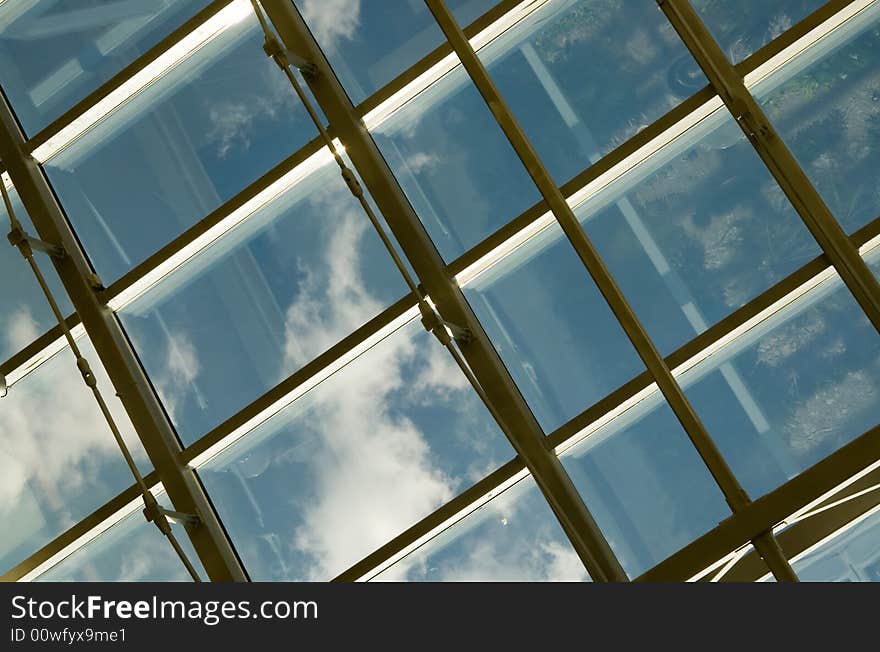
[1,475,157,582]
[423,0,798,581]
[657,0,880,338]
[720,466,880,582]
[639,422,880,581]
[0,96,246,582]
[258,0,627,582]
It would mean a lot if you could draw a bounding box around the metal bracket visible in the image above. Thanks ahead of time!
[85,272,105,292]
[7,226,66,259]
[419,301,474,346]
[262,35,318,80]
[143,494,201,531]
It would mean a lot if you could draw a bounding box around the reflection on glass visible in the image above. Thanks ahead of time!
[44,13,319,283]
[119,160,408,444]
[0,0,208,135]
[484,0,707,181]
[692,0,825,63]
[755,4,880,235]
[572,107,819,356]
[0,336,147,574]
[0,187,72,362]
[679,261,880,500]
[372,474,590,582]
[560,398,730,578]
[792,507,880,582]
[463,225,644,434]
[37,494,203,582]
[295,0,496,105]
[198,317,513,581]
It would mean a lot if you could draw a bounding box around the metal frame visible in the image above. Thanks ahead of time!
[2,0,879,582]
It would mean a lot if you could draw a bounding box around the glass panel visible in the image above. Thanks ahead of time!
[692,0,825,62]
[37,494,203,582]
[295,0,496,106]
[44,13,319,283]
[573,107,819,356]
[0,0,208,135]
[373,65,540,262]
[0,336,147,574]
[484,0,707,181]
[679,262,880,500]
[0,187,72,362]
[119,159,408,444]
[198,317,513,581]
[560,397,730,578]
[754,3,880,235]
[462,225,645,434]
[372,474,590,582]
[793,507,880,582]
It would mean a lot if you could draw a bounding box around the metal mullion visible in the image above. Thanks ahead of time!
[259,0,627,583]
[354,0,525,118]
[334,459,527,582]
[423,0,798,581]
[658,0,880,335]
[721,468,880,582]
[0,315,79,380]
[447,0,867,286]
[1,474,158,582]
[0,98,245,582]
[22,0,528,164]
[548,208,880,456]
[447,88,717,280]
[103,134,327,309]
[182,294,419,466]
[638,422,880,581]
[735,0,862,80]
[546,253,837,451]
[24,0,233,155]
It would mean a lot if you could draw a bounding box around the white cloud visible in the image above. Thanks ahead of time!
[402,152,440,175]
[281,187,383,370]
[299,0,361,52]
[375,486,590,582]
[4,306,40,355]
[0,338,146,560]
[205,67,296,159]
[261,183,494,579]
[152,330,201,423]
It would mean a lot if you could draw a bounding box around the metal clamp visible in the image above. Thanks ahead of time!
[143,492,201,533]
[7,226,65,259]
[262,35,318,80]
[419,301,474,346]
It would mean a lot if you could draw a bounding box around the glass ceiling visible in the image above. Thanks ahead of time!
[1,0,879,583]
